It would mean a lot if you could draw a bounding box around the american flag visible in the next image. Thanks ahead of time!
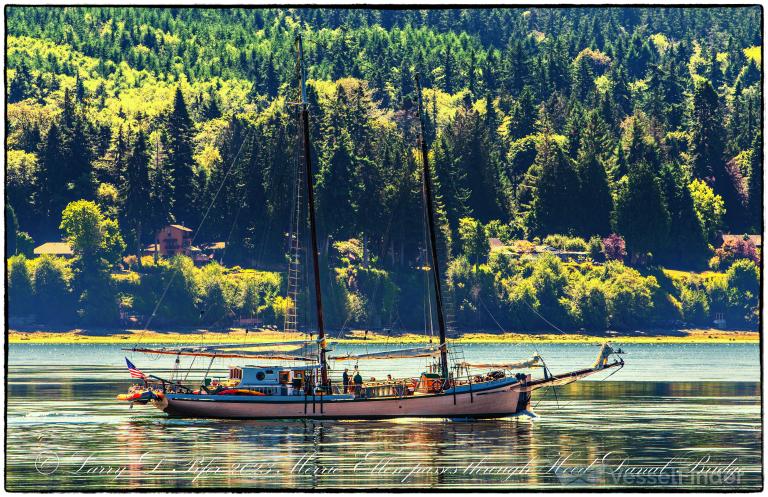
[125,357,146,379]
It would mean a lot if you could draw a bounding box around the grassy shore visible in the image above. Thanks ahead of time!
[7,327,759,344]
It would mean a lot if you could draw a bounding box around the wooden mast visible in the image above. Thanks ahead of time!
[296,34,328,387]
[414,74,450,379]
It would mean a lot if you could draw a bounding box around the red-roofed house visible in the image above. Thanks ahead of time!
[153,224,193,257]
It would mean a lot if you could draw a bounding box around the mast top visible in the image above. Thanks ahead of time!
[296,34,308,106]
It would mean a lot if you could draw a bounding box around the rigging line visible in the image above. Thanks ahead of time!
[547,362,626,410]
[220,132,256,267]
[523,300,568,335]
[182,355,197,383]
[477,293,544,360]
[138,128,252,337]
[219,199,245,267]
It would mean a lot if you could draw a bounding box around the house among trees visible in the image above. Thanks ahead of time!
[33,242,74,258]
[153,224,193,257]
[143,224,221,266]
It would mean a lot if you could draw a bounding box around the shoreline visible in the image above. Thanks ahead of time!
[7,327,759,344]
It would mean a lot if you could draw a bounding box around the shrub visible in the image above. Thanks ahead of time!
[679,286,709,324]
[710,236,759,270]
[333,239,364,266]
[689,179,725,241]
[16,232,34,257]
[485,220,514,244]
[566,276,608,330]
[271,295,293,324]
[458,217,490,264]
[543,234,588,251]
[725,259,760,326]
[587,236,603,261]
[8,255,33,315]
[32,255,75,323]
[528,254,570,326]
[602,233,627,261]
[602,263,659,329]
[500,277,540,329]
[77,274,120,325]
[144,255,201,325]
[334,264,398,328]
[447,255,497,325]
[238,270,281,319]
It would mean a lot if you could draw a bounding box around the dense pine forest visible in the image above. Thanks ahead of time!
[6,7,762,332]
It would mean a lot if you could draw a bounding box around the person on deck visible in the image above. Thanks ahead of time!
[342,368,350,394]
[353,370,363,398]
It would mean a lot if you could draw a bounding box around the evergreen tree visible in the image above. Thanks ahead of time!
[65,108,94,200]
[36,124,68,235]
[576,113,613,237]
[735,59,760,89]
[689,80,742,228]
[150,130,176,236]
[526,132,580,237]
[122,130,152,264]
[204,89,222,120]
[571,54,595,102]
[508,86,537,140]
[9,60,33,103]
[658,162,707,265]
[316,129,357,240]
[611,65,632,117]
[166,86,197,226]
[564,105,586,159]
[689,80,725,180]
[705,49,722,90]
[614,162,670,263]
[75,73,86,101]
[623,115,661,171]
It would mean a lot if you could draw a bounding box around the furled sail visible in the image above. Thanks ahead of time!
[459,355,543,370]
[329,345,444,361]
[126,345,317,361]
[126,341,316,352]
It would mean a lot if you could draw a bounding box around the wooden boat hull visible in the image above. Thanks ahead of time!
[147,361,622,420]
[153,377,529,419]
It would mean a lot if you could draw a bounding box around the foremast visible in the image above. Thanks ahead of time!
[296,34,329,387]
[415,74,450,380]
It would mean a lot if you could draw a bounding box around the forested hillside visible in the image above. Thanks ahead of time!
[6,7,762,331]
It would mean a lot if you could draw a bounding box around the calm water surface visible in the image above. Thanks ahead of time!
[6,342,762,490]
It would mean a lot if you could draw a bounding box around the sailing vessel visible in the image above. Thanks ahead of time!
[118,34,624,419]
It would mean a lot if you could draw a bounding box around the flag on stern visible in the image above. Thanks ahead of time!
[125,357,147,379]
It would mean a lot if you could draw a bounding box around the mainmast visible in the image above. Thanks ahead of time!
[296,34,328,387]
[414,74,450,379]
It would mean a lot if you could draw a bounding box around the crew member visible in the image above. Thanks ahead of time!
[342,368,350,393]
[353,369,363,397]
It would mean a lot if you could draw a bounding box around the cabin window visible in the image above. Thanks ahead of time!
[229,368,242,379]
[279,372,290,384]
